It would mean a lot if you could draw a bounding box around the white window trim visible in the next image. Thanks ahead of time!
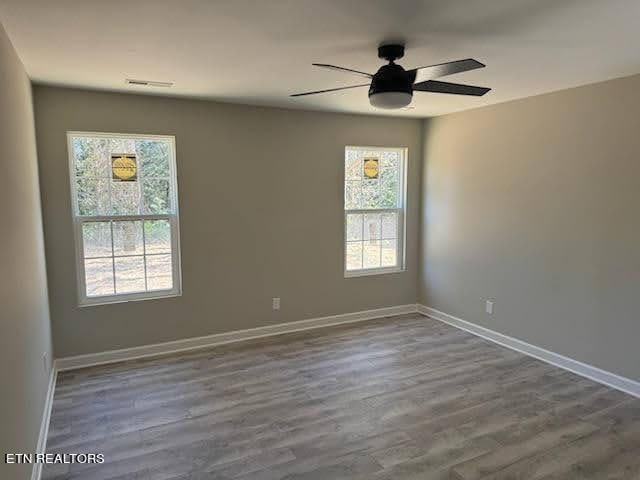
[67,131,182,307]
[344,145,408,278]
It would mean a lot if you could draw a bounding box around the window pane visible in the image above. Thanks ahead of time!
[111,182,140,215]
[85,258,114,297]
[73,137,110,178]
[145,220,171,254]
[379,160,400,208]
[381,212,398,239]
[345,242,363,271]
[76,178,109,215]
[114,256,145,294]
[344,148,402,211]
[113,221,144,256]
[143,179,171,214]
[108,137,135,155]
[136,139,171,178]
[381,239,398,267]
[346,214,363,241]
[146,254,173,290]
[363,213,381,241]
[361,179,380,209]
[363,241,381,269]
[82,222,112,258]
[380,152,400,172]
[345,154,362,181]
[344,181,361,210]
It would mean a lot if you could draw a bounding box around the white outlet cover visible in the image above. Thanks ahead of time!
[485,301,494,315]
[272,297,280,310]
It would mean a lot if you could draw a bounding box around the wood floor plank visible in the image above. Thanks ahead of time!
[43,314,640,480]
[450,420,600,479]
[471,419,640,480]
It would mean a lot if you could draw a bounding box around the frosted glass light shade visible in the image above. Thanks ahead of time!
[369,91,412,109]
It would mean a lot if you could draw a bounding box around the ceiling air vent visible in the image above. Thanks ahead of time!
[125,79,173,87]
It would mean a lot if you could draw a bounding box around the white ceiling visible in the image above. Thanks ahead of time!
[1,0,640,118]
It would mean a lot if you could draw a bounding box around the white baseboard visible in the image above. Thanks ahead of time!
[32,364,57,480]
[417,305,640,398]
[55,304,418,372]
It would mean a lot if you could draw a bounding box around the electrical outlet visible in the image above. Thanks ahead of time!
[485,300,494,315]
[42,352,48,374]
[272,297,280,311]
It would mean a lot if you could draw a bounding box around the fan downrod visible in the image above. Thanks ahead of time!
[378,44,405,63]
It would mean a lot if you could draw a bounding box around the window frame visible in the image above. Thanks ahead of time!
[67,131,182,307]
[343,145,408,278]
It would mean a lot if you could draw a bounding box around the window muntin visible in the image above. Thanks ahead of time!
[344,146,406,276]
[68,132,181,305]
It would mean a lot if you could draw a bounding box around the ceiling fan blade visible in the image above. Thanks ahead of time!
[413,80,491,96]
[408,58,485,84]
[290,84,370,97]
[312,63,373,79]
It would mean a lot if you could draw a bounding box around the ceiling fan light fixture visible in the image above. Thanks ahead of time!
[369,91,413,109]
[291,44,490,106]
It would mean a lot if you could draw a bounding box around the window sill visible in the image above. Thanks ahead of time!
[78,290,181,308]
[344,267,406,278]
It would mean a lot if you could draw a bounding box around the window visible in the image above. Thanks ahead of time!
[344,146,406,277]
[67,132,181,305]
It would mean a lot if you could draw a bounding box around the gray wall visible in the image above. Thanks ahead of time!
[33,86,422,358]
[420,73,640,381]
[0,24,53,480]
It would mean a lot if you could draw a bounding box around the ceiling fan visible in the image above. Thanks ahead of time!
[291,44,490,109]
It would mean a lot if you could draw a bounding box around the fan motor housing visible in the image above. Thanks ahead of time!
[369,63,413,97]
